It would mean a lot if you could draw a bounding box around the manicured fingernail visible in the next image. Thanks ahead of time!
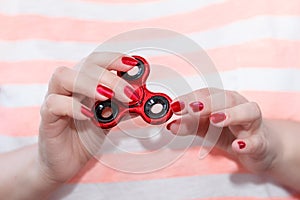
[171,101,185,112]
[122,56,138,66]
[189,101,204,112]
[81,106,94,118]
[124,86,140,101]
[237,141,246,149]
[96,85,114,99]
[210,112,226,123]
[166,120,177,130]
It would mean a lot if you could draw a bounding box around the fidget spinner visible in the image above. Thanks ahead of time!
[92,56,173,129]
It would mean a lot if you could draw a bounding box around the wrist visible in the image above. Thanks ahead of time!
[35,155,63,194]
[23,145,62,199]
[262,120,300,192]
[262,120,283,172]
[1,145,62,200]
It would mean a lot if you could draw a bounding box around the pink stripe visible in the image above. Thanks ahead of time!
[0,61,76,84]
[208,39,300,71]
[0,107,40,136]
[0,0,299,41]
[241,91,300,121]
[151,39,300,77]
[1,39,299,83]
[1,92,300,136]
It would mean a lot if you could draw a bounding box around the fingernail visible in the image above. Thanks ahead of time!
[189,101,204,112]
[237,141,246,149]
[124,86,140,101]
[122,56,138,66]
[166,120,177,130]
[210,112,226,123]
[96,85,114,99]
[171,101,185,112]
[81,106,94,118]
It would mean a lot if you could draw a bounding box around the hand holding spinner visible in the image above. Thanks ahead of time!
[93,56,173,129]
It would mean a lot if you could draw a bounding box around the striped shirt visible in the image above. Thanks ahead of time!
[0,0,300,199]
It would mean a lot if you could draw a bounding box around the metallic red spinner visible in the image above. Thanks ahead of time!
[92,56,173,129]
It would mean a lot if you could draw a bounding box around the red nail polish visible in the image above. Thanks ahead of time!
[122,56,138,66]
[81,106,94,118]
[171,101,185,112]
[124,86,140,102]
[237,141,246,149]
[189,101,204,112]
[166,120,177,130]
[210,112,226,123]
[96,85,114,99]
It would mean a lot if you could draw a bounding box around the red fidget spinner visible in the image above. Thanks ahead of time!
[92,56,173,129]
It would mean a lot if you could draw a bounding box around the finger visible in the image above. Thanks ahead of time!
[166,115,209,136]
[93,69,140,102]
[83,52,139,72]
[48,67,112,101]
[166,115,235,151]
[40,94,94,124]
[171,89,248,117]
[166,117,198,136]
[48,66,138,103]
[79,52,138,86]
[209,102,262,132]
[170,88,219,115]
[231,134,266,155]
[81,53,142,102]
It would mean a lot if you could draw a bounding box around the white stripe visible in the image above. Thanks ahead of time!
[193,15,300,49]
[0,16,300,61]
[0,130,200,153]
[94,128,202,153]
[0,135,37,153]
[226,68,300,91]
[49,174,291,200]
[0,84,47,107]
[0,0,224,21]
[0,136,291,198]
[0,40,96,61]
[1,68,300,107]
[155,67,300,93]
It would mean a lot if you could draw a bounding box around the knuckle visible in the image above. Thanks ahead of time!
[39,103,47,118]
[224,90,237,106]
[86,52,97,62]
[250,102,262,116]
[225,90,248,107]
[198,88,211,96]
[85,52,104,64]
[44,94,57,114]
[51,66,68,82]
[54,66,68,75]
[230,90,240,97]
[224,90,231,97]
[230,90,248,103]
[193,88,211,100]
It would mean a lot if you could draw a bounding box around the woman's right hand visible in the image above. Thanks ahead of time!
[38,52,139,184]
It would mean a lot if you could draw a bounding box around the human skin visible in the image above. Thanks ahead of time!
[0,52,139,199]
[167,88,300,192]
[0,53,299,200]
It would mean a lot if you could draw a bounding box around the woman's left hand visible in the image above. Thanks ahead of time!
[166,88,280,173]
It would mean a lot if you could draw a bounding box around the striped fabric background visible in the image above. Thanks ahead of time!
[1,0,300,199]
